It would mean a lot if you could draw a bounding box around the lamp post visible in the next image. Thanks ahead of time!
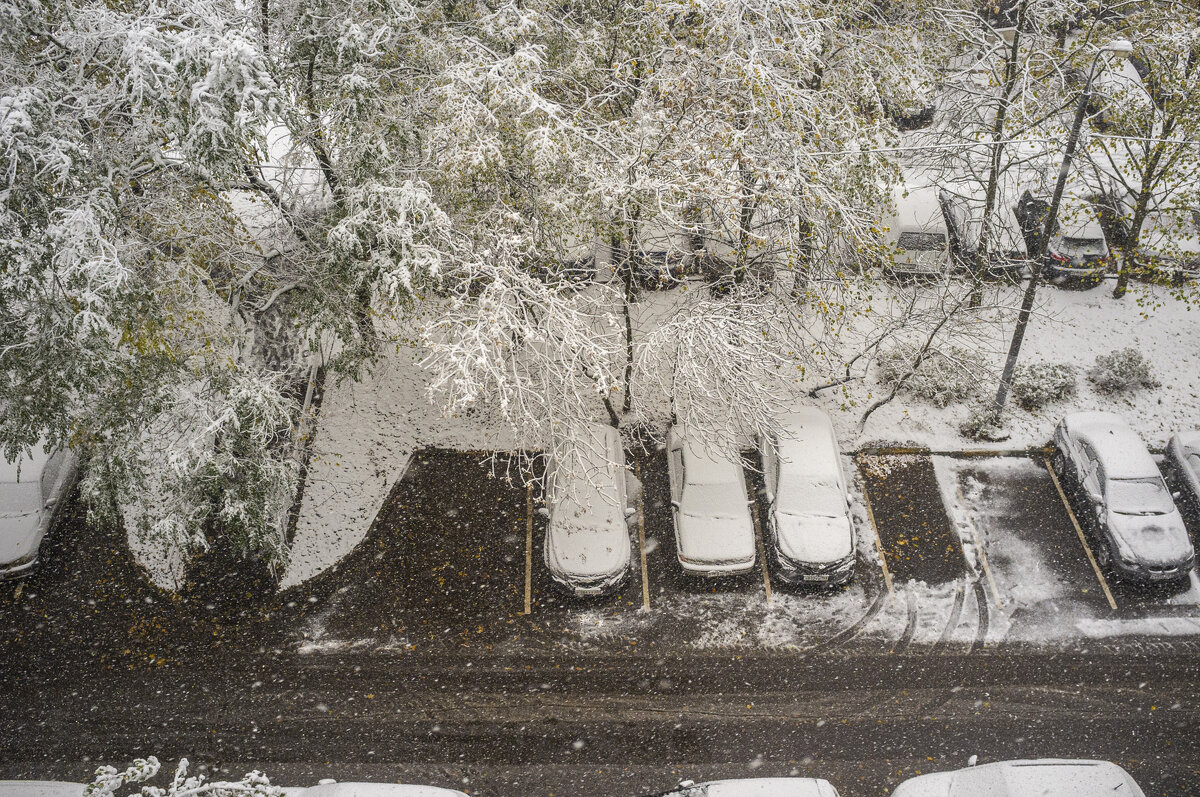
[990,38,1134,426]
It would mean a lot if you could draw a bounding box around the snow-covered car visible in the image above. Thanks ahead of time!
[1126,206,1200,284]
[283,782,468,797]
[655,777,841,797]
[667,427,756,576]
[543,422,633,597]
[890,758,1145,797]
[0,783,85,797]
[883,180,952,281]
[1052,411,1194,583]
[939,186,1030,279]
[1165,430,1200,519]
[760,407,855,586]
[1,444,76,579]
[1016,191,1110,287]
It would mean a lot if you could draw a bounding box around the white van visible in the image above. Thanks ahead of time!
[882,180,952,280]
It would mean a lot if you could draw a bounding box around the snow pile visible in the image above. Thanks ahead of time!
[281,305,529,588]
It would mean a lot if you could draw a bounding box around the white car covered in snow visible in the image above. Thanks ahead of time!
[0,783,85,797]
[667,427,756,576]
[760,407,855,585]
[1,443,76,579]
[543,423,633,596]
[1052,411,1194,583]
[890,758,1145,797]
[283,782,468,797]
[655,777,841,797]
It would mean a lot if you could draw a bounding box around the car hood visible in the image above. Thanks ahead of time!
[774,512,853,564]
[0,511,43,564]
[889,771,953,797]
[1108,511,1194,565]
[545,516,631,579]
[677,509,755,564]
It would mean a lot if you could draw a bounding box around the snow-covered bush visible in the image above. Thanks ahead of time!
[960,401,1006,441]
[1011,362,1077,411]
[1087,348,1160,394]
[877,346,985,408]
[87,757,280,797]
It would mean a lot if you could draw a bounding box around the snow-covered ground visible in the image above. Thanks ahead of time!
[854,283,1200,451]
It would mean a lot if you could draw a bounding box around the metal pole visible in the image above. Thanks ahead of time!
[991,51,1108,423]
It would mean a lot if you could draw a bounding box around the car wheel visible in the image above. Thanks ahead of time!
[1051,449,1066,478]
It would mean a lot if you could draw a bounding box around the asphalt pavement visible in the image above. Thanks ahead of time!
[2,449,1200,797]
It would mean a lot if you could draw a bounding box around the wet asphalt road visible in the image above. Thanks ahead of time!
[2,450,1200,796]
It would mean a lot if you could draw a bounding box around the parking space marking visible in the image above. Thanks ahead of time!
[955,483,1003,608]
[1044,457,1118,611]
[635,462,650,612]
[859,478,895,596]
[524,482,533,616]
[750,496,773,605]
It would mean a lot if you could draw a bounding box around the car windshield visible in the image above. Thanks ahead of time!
[897,231,945,251]
[1108,477,1176,516]
[0,481,41,515]
[1061,236,1105,251]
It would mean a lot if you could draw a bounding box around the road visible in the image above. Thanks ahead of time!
[2,450,1199,796]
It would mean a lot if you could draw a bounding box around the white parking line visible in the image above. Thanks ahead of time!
[524,482,533,616]
[1044,457,1118,611]
[635,462,650,612]
[749,496,773,605]
[859,478,895,596]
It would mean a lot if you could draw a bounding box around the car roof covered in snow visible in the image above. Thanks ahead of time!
[955,759,1144,797]
[1063,412,1158,479]
[0,443,52,484]
[0,784,85,797]
[1170,430,1200,454]
[669,778,840,797]
[887,180,946,235]
[774,407,840,472]
[282,784,469,797]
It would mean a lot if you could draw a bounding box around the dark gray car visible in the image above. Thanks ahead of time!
[1052,412,1194,583]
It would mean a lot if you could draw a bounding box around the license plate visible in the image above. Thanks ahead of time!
[803,574,829,582]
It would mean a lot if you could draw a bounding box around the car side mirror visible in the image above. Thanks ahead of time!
[43,498,57,510]
[967,754,978,767]
[1087,491,1103,505]
[1172,491,1182,500]
[625,506,637,518]
[670,500,680,509]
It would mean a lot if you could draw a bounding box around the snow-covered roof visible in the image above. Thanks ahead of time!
[0,785,85,797]
[1064,412,1158,480]
[283,784,468,797]
[887,180,946,235]
[692,778,840,797]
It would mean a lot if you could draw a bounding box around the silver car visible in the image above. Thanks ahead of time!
[667,427,756,576]
[283,782,470,797]
[543,423,633,597]
[1052,412,1194,582]
[1165,430,1200,518]
[1,444,76,579]
[891,759,1145,797]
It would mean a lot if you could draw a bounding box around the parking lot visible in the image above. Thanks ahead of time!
[288,445,1200,658]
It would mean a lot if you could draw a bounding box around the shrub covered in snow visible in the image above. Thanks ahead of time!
[878,345,985,408]
[959,401,1007,441]
[1011,362,1077,411]
[1087,347,1160,394]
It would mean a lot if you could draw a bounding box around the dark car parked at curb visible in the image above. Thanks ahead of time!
[1166,431,1200,520]
[1052,411,1195,583]
[1016,190,1110,287]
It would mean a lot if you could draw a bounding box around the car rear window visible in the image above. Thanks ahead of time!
[897,231,945,251]
[0,481,41,514]
[1108,477,1175,516]
[1061,237,1105,249]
